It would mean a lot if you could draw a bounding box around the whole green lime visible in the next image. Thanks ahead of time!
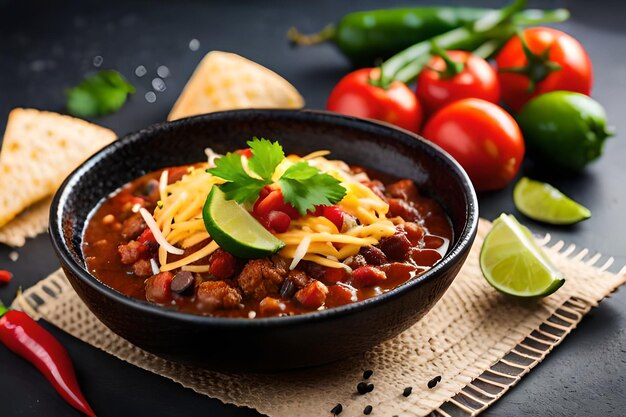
[516,91,613,171]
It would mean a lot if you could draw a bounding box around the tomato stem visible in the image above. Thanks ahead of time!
[498,29,562,92]
[429,42,465,79]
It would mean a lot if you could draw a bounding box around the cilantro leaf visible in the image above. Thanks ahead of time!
[247,138,284,180]
[279,164,347,215]
[208,153,270,203]
[66,69,136,117]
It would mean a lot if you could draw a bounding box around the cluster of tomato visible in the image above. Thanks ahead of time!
[327,28,595,191]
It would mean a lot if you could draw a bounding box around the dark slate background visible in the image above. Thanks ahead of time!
[0,0,624,416]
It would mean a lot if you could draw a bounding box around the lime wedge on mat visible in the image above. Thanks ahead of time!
[480,214,565,297]
[203,187,284,258]
[514,177,591,225]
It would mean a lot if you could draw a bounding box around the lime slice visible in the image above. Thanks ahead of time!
[480,214,565,297]
[514,177,591,225]
[202,187,285,258]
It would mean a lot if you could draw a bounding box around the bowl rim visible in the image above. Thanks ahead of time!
[50,108,479,328]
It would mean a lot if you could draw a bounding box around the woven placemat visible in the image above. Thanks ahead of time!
[12,219,626,417]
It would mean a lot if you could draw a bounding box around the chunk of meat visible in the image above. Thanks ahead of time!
[145,272,173,304]
[132,259,153,277]
[322,267,349,284]
[118,240,148,265]
[359,245,388,265]
[379,227,412,261]
[295,280,329,309]
[351,266,387,287]
[197,280,242,310]
[388,198,421,223]
[386,179,420,202]
[287,270,311,289]
[209,249,237,279]
[121,213,147,240]
[237,259,287,301]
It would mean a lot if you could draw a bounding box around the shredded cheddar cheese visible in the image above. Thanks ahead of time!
[149,151,396,272]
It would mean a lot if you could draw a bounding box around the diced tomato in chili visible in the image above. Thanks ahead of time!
[259,296,284,315]
[209,249,237,279]
[322,206,344,231]
[136,228,155,245]
[254,189,300,220]
[0,270,13,284]
[145,272,174,304]
[295,280,329,308]
[351,265,387,287]
[322,266,349,284]
[327,284,357,305]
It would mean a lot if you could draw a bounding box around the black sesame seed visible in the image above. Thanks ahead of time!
[363,369,373,380]
[427,375,442,389]
[357,382,369,395]
[330,403,343,415]
[363,405,373,415]
[366,383,374,393]
[402,386,413,397]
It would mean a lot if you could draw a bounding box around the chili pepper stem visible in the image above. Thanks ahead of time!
[287,24,336,46]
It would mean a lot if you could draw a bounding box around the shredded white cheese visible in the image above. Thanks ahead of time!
[159,170,169,202]
[289,235,311,270]
[149,259,160,275]
[139,207,184,255]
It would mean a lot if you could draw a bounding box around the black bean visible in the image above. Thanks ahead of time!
[363,405,373,415]
[330,403,343,415]
[427,375,442,389]
[363,369,373,380]
[279,278,296,299]
[357,382,369,395]
[170,271,194,294]
[402,386,412,397]
[366,383,374,393]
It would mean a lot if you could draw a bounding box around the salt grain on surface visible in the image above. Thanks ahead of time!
[135,65,147,77]
[189,38,200,51]
[8,251,19,262]
[93,55,103,67]
[156,65,170,78]
[145,91,157,103]
[152,77,166,92]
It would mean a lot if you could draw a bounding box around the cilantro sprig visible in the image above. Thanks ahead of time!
[208,138,346,214]
[66,69,136,117]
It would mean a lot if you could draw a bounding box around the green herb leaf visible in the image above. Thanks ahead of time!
[247,138,284,180]
[66,69,136,117]
[279,164,346,215]
[208,152,270,203]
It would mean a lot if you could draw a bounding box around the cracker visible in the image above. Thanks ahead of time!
[0,197,51,247]
[168,51,304,121]
[0,108,117,229]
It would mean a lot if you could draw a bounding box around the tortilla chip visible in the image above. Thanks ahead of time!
[0,197,51,247]
[168,51,304,121]
[0,108,116,229]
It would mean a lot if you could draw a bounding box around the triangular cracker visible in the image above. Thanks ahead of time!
[168,51,304,121]
[0,108,116,228]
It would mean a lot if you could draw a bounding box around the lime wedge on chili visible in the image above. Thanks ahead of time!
[480,214,565,297]
[514,177,591,225]
[202,187,285,258]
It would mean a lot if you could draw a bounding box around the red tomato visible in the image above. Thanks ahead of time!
[253,189,300,219]
[266,210,291,233]
[416,50,500,116]
[235,148,253,158]
[496,27,593,112]
[0,270,13,284]
[327,68,423,132]
[322,206,344,231]
[422,99,524,191]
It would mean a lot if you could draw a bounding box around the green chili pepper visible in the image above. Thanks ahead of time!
[288,5,569,67]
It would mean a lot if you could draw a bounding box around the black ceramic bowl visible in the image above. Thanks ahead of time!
[50,109,478,371]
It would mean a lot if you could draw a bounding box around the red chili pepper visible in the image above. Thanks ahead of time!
[0,303,96,417]
[0,270,13,284]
